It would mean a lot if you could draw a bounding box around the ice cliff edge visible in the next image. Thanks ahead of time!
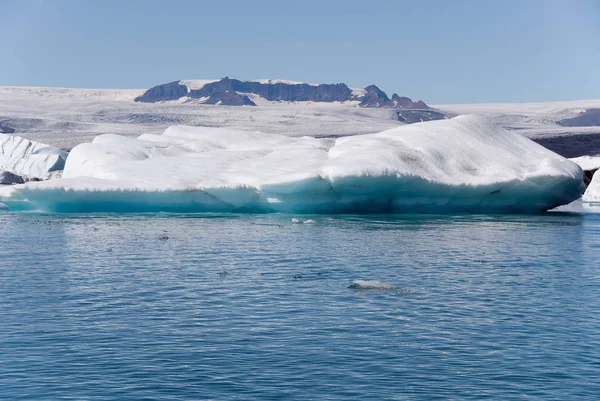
[0,134,67,181]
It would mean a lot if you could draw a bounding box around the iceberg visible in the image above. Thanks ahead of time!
[0,116,583,213]
[0,133,68,180]
[583,171,600,203]
[570,155,600,190]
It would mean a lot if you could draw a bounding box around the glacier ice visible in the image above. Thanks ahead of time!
[583,173,600,203]
[570,155,600,172]
[0,133,68,180]
[572,155,600,203]
[0,115,583,214]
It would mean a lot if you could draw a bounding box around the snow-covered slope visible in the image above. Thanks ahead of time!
[0,116,583,214]
[435,100,600,138]
[570,155,600,172]
[0,86,143,102]
[0,133,68,179]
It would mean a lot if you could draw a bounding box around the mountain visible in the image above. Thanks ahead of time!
[1,85,599,158]
[558,109,600,127]
[134,77,431,109]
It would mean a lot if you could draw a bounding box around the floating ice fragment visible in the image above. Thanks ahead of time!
[349,280,398,290]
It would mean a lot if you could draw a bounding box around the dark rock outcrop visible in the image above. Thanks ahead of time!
[391,94,428,110]
[135,81,189,102]
[358,86,430,109]
[395,110,447,124]
[134,77,431,110]
[533,133,600,158]
[189,77,353,103]
[359,85,390,107]
[203,90,256,106]
[0,171,25,185]
[0,120,16,134]
[558,109,600,127]
[584,169,597,187]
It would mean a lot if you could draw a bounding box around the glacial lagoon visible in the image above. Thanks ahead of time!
[2,210,599,400]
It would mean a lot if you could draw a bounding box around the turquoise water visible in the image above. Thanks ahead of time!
[1,211,600,400]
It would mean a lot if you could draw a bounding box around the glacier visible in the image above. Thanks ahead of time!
[0,115,583,214]
[0,133,68,180]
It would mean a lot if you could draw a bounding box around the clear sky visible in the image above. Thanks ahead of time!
[0,0,598,104]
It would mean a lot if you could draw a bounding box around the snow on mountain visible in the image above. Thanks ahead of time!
[0,133,68,179]
[0,115,583,214]
[1,83,600,159]
[0,85,401,150]
[134,78,431,110]
[179,79,219,90]
[253,79,314,85]
[351,87,367,97]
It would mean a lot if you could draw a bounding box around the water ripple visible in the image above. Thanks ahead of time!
[1,213,599,400]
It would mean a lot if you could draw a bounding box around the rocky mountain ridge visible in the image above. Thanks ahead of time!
[135,77,430,109]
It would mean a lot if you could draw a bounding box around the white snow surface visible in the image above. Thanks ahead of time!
[179,79,219,90]
[0,86,143,102]
[435,99,600,138]
[351,87,367,97]
[0,134,68,179]
[569,155,600,171]
[0,115,583,213]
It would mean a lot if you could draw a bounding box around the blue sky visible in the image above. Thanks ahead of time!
[0,0,598,103]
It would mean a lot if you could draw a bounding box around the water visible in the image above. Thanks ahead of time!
[1,212,600,400]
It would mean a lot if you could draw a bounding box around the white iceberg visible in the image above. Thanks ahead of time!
[0,133,68,180]
[0,115,583,213]
[583,173,600,203]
